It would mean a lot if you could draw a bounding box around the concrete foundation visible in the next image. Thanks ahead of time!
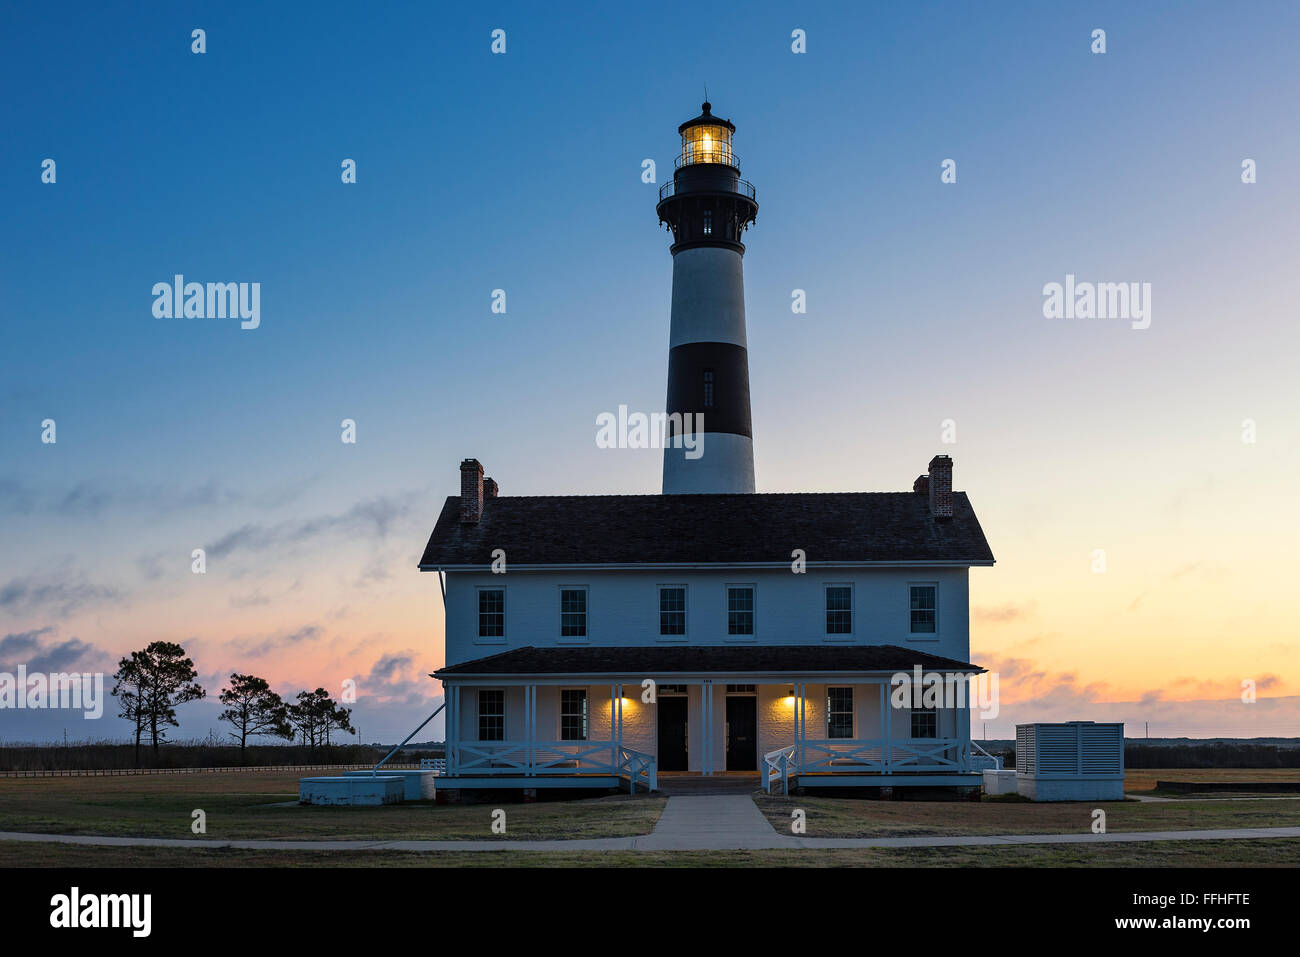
[1017,776,1125,802]
[982,769,1018,795]
[342,769,438,801]
[299,775,404,806]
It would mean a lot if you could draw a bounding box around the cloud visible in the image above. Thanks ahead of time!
[0,570,126,619]
[0,630,109,673]
[228,579,302,609]
[973,602,1036,623]
[205,495,415,560]
[232,624,324,659]
[0,475,320,518]
[0,627,55,660]
[27,638,105,673]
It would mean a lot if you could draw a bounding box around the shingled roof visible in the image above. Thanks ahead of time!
[435,644,983,677]
[418,492,994,568]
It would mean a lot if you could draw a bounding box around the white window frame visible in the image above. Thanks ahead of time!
[657,583,689,642]
[558,687,589,742]
[826,686,855,738]
[724,583,757,641]
[558,585,590,643]
[909,706,939,740]
[907,581,940,641]
[477,688,505,742]
[823,581,854,641]
[475,585,506,644]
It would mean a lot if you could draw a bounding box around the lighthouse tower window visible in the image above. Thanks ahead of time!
[702,210,712,235]
[703,369,715,408]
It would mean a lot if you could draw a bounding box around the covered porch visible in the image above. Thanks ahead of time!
[434,645,994,794]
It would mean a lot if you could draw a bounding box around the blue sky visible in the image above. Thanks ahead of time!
[3,1,1299,743]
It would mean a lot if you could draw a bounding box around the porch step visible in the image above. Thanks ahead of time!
[655,773,760,796]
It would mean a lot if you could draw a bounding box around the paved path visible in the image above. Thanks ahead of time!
[4,795,1300,853]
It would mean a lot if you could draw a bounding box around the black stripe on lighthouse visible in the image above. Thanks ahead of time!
[664,341,752,439]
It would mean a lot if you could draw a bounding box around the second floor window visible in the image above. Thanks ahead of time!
[911,707,938,739]
[827,687,853,738]
[826,585,852,634]
[561,588,587,637]
[703,369,715,408]
[478,689,504,741]
[478,588,504,638]
[659,586,686,636]
[910,585,936,634]
[560,689,588,741]
[727,586,754,635]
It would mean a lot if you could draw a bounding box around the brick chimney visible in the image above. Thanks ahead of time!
[927,455,953,520]
[459,458,484,524]
[913,475,929,496]
[483,477,499,500]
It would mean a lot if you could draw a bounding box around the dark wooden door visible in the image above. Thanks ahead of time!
[726,696,757,771]
[657,696,689,771]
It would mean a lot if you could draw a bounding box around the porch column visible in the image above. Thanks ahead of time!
[955,675,971,770]
[610,684,618,769]
[446,684,458,775]
[702,680,713,776]
[616,682,624,751]
[882,678,893,772]
[790,681,800,769]
[525,684,536,776]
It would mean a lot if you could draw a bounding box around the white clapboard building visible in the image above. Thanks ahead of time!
[418,104,996,795]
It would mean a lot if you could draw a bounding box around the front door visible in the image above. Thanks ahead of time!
[657,696,689,771]
[726,696,757,771]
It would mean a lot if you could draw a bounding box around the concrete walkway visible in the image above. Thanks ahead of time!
[3,793,1300,853]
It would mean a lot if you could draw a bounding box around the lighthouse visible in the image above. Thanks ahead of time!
[656,102,759,494]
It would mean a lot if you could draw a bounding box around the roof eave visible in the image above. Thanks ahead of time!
[419,559,995,572]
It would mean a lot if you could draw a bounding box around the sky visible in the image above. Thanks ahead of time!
[2,1,1297,744]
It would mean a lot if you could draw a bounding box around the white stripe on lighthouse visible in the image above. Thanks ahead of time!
[668,247,748,349]
[663,432,756,494]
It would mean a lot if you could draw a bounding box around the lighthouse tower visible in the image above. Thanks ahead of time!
[656,102,759,494]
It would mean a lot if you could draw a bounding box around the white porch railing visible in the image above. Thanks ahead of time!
[447,741,656,792]
[968,739,1003,771]
[764,738,973,794]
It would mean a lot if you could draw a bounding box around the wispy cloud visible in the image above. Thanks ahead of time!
[0,569,126,619]
[0,475,320,518]
[232,624,324,659]
[205,495,416,560]
[973,602,1036,623]
[0,629,109,673]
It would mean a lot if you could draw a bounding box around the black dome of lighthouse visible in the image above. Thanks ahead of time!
[678,101,736,134]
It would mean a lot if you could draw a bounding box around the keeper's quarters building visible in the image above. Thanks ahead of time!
[418,104,996,795]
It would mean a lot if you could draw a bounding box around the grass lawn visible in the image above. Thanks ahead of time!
[0,771,665,841]
[1122,767,1300,797]
[756,788,1300,839]
[3,838,1298,868]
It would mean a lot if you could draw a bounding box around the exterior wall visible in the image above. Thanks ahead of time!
[452,679,965,771]
[444,566,971,667]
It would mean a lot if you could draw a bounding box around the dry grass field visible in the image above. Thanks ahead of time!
[754,767,1300,838]
[0,771,665,841]
[2,767,1298,867]
[3,838,1298,868]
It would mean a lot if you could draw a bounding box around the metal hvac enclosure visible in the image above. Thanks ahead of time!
[1015,721,1124,801]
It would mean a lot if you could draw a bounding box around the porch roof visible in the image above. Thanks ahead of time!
[434,644,983,678]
